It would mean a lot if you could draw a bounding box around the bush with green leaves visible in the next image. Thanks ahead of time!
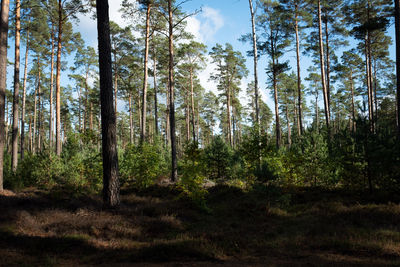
[120,142,167,189]
[203,136,233,180]
[178,142,209,210]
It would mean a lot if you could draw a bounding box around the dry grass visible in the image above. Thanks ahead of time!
[0,185,399,266]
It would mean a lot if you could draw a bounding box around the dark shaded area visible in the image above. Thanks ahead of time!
[0,185,399,266]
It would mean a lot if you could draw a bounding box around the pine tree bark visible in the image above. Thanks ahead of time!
[96,0,120,208]
[350,70,356,132]
[185,89,190,142]
[395,0,400,137]
[12,0,20,172]
[129,93,133,143]
[324,17,331,107]
[295,4,303,135]
[318,0,330,128]
[141,2,151,142]
[49,24,55,148]
[227,83,233,147]
[248,0,260,127]
[189,67,196,142]
[153,45,158,136]
[168,0,177,181]
[33,86,37,154]
[271,33,281,148]
[55,0,63,156]
[0,0,10,191]
[21,27,29,160]
[286,105,291,147]
[365,34,374,133]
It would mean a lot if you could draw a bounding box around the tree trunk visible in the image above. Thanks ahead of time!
[271,35,281,148]
[295,4,303,135]
[227,84,233,147]
[96,0,120,208]
[49,24,55,148]
[318,0,330,128]
[84,71,89,133]
[373,58,378,126]
[286,104,291,148]
[55,0,63,156]
[141,2,151,142]
[189,67,196,142]
[316,90,319,131]
[273,68,281,148]
[28,118,32,153]
[168,0,177,181]
[89,102,93,131]
[37,58,42,152]
[0,0,10,191]
[33,86,37,154]
[248,0,260,127]
[324,17,331,107]
[350,71,356,132]
[185,90,190,142]
[129,93,133,144]
[21,27,29,160]
[153,43,158,136]
[365,34,374,133]
[12,0,20,172]
[395,0,400,138]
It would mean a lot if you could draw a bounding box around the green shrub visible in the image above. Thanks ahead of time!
[120,142,167,189]
[203,136,233,180]
[178,142,209,210]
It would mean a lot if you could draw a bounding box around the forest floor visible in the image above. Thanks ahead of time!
[0,184,400,266]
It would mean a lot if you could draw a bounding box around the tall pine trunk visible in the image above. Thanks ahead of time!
[189,67,196,142]
[49,24,55,148]
[12,0,20,172]
[141,2,151,142]
[248,0,260,126]
[318,0,330,128]
[350,70,356,132]
[55,0,63,156]
[324,17,331,107]
[168,0,177,181]
[153,44,158,136]
[96,0,120,208]
[21,27,29,160]
[295,4,303,135]
[0,0,10,191]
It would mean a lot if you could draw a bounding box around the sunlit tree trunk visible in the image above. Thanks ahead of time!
[153,43,158,136]
[12,0,20,172]
[49,24,55,149]
[21,27,29,160]
[55,0,63,156]
[141,2,151,142]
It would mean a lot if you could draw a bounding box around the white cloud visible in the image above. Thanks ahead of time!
[185,16,203,42]
[198,55,218,95]
[185,6,224,44]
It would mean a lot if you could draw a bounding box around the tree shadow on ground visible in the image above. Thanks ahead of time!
[0,185,399,266]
